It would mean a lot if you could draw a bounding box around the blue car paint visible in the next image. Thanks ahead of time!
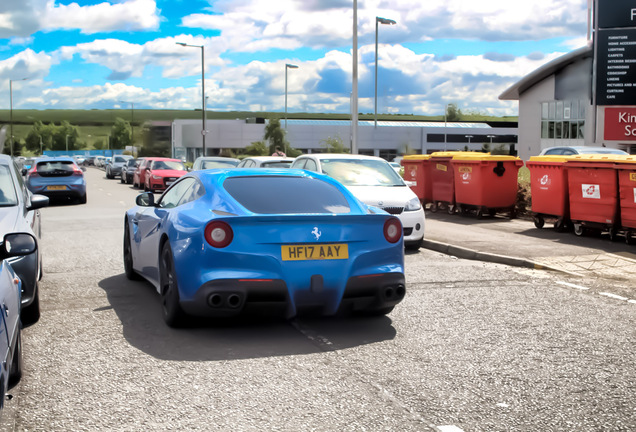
[126,168,405,319]
[26,157,86,200]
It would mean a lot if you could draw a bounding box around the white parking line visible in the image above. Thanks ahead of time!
[437,426,465,432]
[556,281,589,291]
[599,292,630,301]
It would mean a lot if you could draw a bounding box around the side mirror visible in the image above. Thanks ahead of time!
[21,168,27,176]
[27,194,49,211]
[0,233,37,260]
[136,192,155,207]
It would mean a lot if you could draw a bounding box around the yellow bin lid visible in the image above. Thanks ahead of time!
[528,155,576,163]
[566,154,631,163]
[614,155,636,165]
[430,151,486,158]
[451,153,522,162]
[402,154,431,161]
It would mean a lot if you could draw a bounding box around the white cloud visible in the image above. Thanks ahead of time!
[0,0,161,39]
[43,0,160,34]
[181,0,587,52]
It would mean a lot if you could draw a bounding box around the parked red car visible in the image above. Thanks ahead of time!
[133,158,187,193]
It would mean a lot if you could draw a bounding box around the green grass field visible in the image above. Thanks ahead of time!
[0,109,518,144]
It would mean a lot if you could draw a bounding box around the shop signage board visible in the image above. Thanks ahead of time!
[604,107,636,141]
[596,0,636,106]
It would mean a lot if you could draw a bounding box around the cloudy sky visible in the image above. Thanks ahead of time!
[0,0,590,116]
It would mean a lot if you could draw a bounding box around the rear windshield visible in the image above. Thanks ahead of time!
[202,160,239,169]
[223,176,351,214]
[36,160,76,176]
[261,161,293,168]
[113,156,129,163]
[0,165,18,206]
[319,159,405,186]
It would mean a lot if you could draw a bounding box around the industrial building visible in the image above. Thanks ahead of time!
[170,118,518,162]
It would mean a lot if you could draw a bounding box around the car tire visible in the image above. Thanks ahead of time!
[8,327,23,389]
[405,240,421,251]
[106,168,113,179]
[120,175,126,184]
[123,221,142,281]
[22,287,40,326]
[160,242,187,327]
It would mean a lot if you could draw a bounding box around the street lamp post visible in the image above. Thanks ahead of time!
[176,42,206,156]
[39,135,43,155]
[65,134,70,153]
[352,0,358,154]
[375,16,396,128]
[285,64,299,129]
[9,78,27,158]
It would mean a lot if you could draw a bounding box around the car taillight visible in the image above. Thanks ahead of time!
[27,167,38,177]
[383,218,402,243]
[73,166,83,176]
[205,221,233,248]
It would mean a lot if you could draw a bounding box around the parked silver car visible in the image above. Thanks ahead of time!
[106,155,133,179]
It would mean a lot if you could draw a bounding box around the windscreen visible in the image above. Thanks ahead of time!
[320,159,405,186]
[152,160,186,170]
[224,176,351,214]
[202,160,239,169]
[0,165,18,206]
[261,161,293,168]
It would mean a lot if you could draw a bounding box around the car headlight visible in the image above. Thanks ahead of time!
[152,175,162,180]
[405,197,422,211]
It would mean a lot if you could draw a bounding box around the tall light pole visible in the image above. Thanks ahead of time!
[119,100,135,147]
[375,16,396,128]
[351,0,358,154]
[9,78,28,158]
[285,64,299,129]
[65,134,70,153]
[176,42,206,156]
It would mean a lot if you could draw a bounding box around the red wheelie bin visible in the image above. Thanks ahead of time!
[401,155,433,207]
[565,154,625,240]
[450,153,523,218]
[429,151,475,214]
[614,156,636,244]
[526,155,573,231]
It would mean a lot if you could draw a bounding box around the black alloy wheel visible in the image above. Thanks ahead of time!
[159,242,186,327]
[123,221,141,281]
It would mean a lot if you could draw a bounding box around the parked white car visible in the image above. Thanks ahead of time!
[290,153,425,250]
[237,156,295,168]
[539,146,628,156]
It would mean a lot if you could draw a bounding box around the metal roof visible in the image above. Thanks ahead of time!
[284,119,493,129]
[499,44,593,100]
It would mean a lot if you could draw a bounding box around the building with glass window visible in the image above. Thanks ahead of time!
[171,118,518,162]
[500,43,635,159]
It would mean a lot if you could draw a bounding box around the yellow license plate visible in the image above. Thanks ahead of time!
[281,244,348,261]
[46,185,67,191]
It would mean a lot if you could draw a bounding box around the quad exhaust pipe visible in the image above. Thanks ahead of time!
[207,292,244,309]
[383,284,405,300]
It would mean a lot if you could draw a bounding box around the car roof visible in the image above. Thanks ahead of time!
[195,156,240,161]
[298,153,389,162]
[243,156,295,161]
[540,146,628,155]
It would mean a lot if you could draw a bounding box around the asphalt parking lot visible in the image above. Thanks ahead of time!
[1,167,634,432]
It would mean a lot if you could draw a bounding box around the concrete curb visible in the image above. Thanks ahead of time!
[421,239,578,275]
